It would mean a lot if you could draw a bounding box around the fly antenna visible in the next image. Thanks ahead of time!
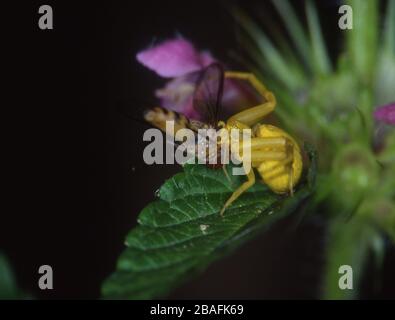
[115,98,155,128]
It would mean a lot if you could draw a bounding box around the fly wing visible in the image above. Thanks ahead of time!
[193,63,224,127]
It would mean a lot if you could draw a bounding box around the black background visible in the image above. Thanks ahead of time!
[1,0,394,299]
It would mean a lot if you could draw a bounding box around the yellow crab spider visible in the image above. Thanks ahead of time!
[219,71,303,216]
[144,66,303,217]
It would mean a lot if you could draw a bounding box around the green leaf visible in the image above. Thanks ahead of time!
[305,0,332,75]
[322,217,383,299]
[271,0,312,68]
[345,0,379,84]
[375,1,395,106]
[383,0,395,53]
[0,253,17,299]
[230,8,306,92]
[102,150,317,299]
[375,50,395,106]
[0,253,28,299]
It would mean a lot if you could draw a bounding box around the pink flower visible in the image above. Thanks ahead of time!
[155,72,200,118]
[374,103,395,125]
[136,37,258,120]
[136,38,215,78]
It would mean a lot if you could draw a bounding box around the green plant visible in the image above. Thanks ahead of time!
[230,0,395,299]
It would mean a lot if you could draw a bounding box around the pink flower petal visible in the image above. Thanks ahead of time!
[154,70,260,121]
[136,38,204,78]
[155,72,202,119]
[199,51,216,67]
[374,103,395,125]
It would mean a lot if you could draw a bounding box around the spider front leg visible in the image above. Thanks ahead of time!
[220,136,289,216]
[220,168,255,216]
[224,72,277,127]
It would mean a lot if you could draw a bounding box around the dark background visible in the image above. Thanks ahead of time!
[1,0,394,299]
